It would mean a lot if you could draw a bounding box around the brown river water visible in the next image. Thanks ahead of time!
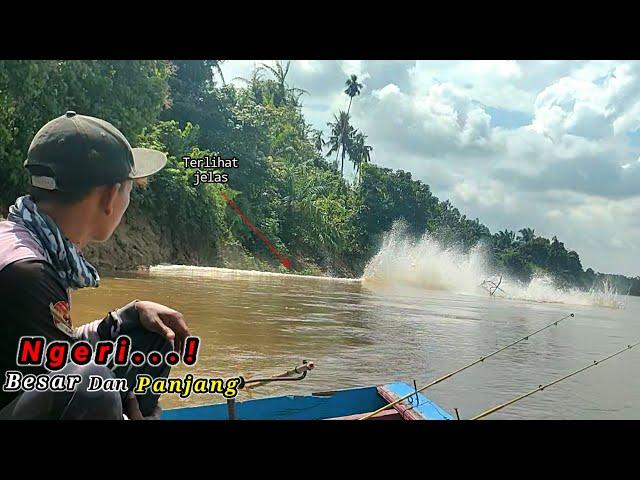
[71,261,640,420]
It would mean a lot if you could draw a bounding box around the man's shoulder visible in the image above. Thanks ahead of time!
[0,220,47,272]
[0,258,67,300]
[0,258,55,281]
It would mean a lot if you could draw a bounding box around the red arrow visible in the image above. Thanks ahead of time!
[220,191,291,269]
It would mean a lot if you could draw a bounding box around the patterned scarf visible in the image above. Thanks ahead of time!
[7,196,100,289]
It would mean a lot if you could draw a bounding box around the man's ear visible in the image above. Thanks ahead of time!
[99,183,122,216]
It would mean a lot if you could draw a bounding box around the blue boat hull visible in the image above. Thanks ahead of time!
[161,382,453,420]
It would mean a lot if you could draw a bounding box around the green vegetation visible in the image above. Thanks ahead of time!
[1,60,638,294]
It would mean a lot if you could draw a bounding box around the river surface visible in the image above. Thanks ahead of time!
[71,265,640,420]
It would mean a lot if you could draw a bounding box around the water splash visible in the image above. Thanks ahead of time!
[501,275,625,309]
[361,222,625,309]
[361,222,489,294]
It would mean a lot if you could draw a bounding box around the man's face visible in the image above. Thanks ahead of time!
[93,180,133,242]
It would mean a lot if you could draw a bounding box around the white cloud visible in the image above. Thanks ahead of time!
[469,60,523,80]
[454,179,512,209]
[409,61,576,113]
[359,81,495,157]
[531,77,611,141]
[297,60,324,74]
[340,60,370,82]
[372,83,400,99]
[546,209,563,220]
[529,62,640,143]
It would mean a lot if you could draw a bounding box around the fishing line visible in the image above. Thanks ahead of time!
[359,312,575,420]
[470,339,640,420]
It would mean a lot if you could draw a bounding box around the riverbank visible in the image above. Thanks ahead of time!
[0,206,358,279]
[80,203,357,278]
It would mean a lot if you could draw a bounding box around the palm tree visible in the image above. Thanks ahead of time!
[282,164,343,253]
[495,229,516,249]
[260,61,308,107]
[348,130,373,183]
[517,228,536,243]
[326,111,354,175]
[234,68,265,103]
[344,74,363,115]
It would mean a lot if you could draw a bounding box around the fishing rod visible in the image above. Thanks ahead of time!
[226,360,314,420]
[359,312,575,420]
[470,340,640,420]
[239,360,315,390]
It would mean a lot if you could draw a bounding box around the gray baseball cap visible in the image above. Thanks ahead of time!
[24,111,167,191]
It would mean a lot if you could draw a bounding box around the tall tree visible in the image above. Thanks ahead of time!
[235,67,266,104]
[348,130,372,182]
[344,74,363,115]
[211,61,226,85]
[260,61,308,107]
[517,227,536,243]
[326,111,354,175]
[160,60,238,155]
[280,162,344,253]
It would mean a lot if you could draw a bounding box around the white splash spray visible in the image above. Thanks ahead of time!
[361,222,625,309]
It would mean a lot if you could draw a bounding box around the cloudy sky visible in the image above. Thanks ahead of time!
[221,60,640,277]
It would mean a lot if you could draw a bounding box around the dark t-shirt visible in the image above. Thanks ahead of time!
[0,218,145,412]
[0,258,138,410]
[0,259,74,408]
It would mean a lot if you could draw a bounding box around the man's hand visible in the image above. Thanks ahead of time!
[125,392,162,420]
[134,301,190,353]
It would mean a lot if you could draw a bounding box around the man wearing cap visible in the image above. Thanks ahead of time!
[0,111,190,420]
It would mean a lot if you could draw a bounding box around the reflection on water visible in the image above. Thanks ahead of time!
[71,265,640,419]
